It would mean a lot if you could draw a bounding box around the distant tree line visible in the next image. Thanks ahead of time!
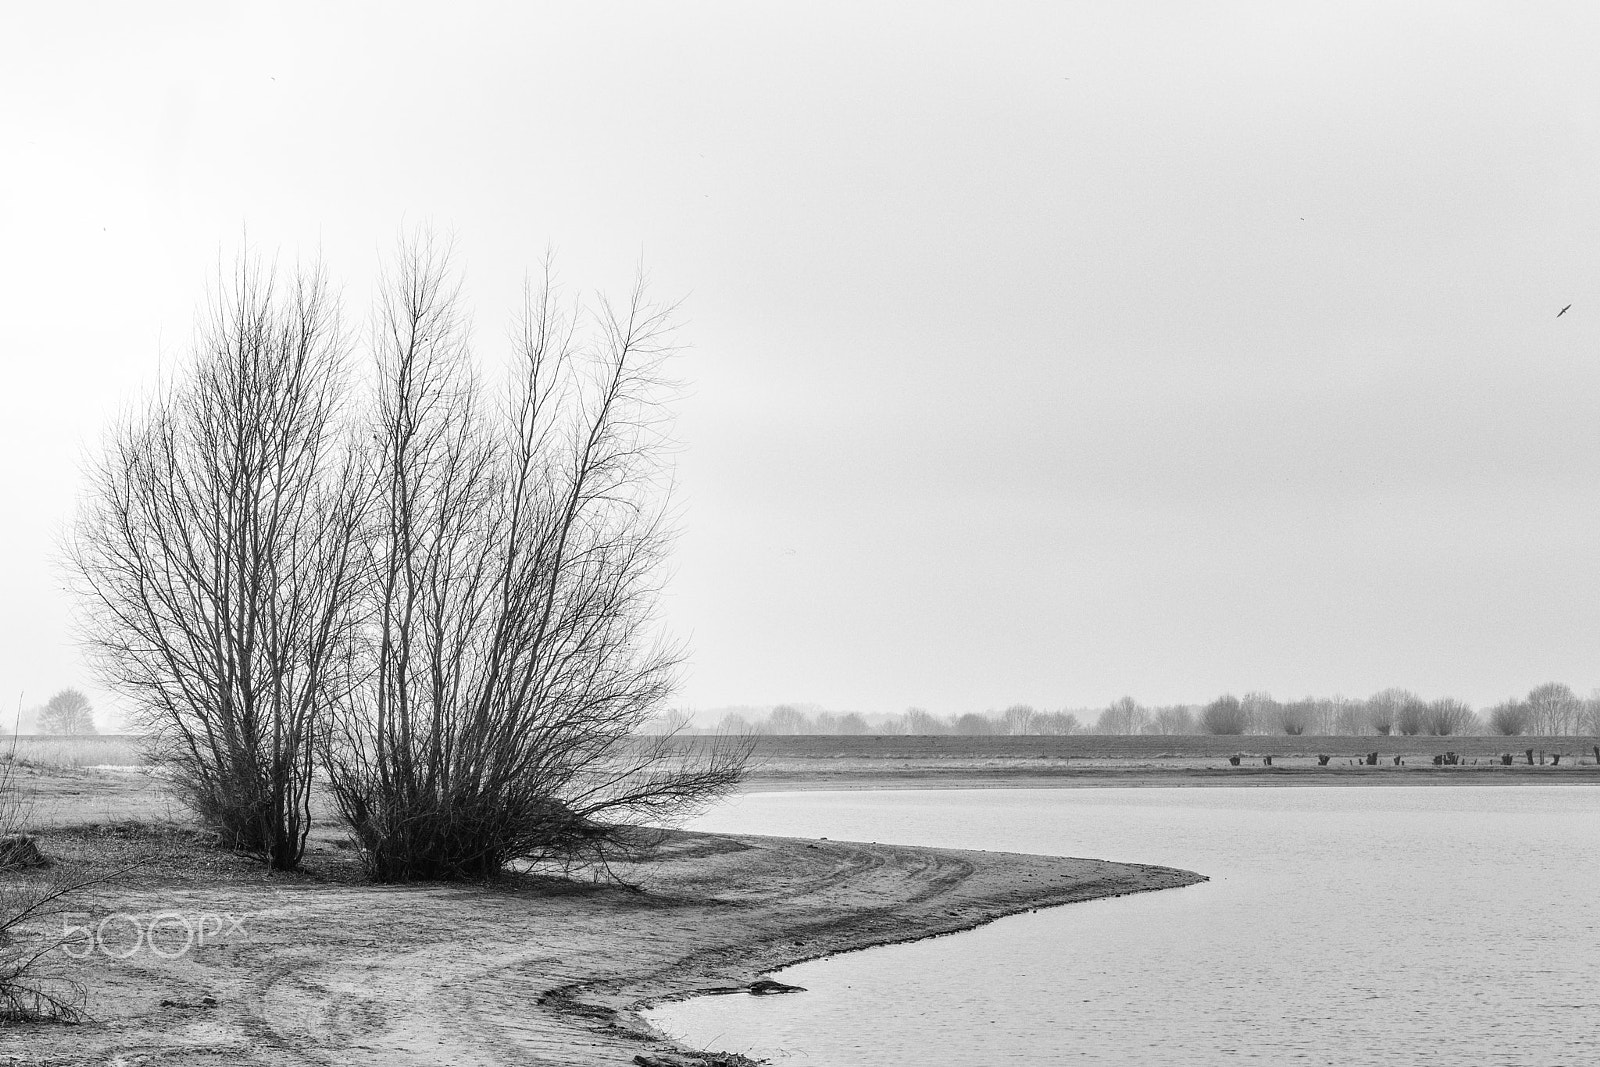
[666,682,1600,736]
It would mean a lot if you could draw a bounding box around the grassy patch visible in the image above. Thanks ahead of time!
[1,736,145,771]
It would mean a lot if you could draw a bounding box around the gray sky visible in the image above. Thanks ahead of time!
[5,3,1600,726]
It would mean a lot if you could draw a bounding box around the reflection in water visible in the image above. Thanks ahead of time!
[647,787,1600,1066]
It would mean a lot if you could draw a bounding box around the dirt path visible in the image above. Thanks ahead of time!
[5,825,1202,1066]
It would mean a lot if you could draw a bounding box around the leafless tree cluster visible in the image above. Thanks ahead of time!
[69,237,745,879]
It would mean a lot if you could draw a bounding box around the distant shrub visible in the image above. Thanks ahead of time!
[952,713,997,736]
[1395,698,1428,736]
[836,712,870,735]
[1200,695,1248,735]
[1032,710,1080,735]
[1487,700,1529,736]
[1274,700,1315,736]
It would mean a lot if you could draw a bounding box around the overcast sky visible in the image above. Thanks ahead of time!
[5,3,1600,726]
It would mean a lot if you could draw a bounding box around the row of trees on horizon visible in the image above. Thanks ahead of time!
[674,683,1600,737]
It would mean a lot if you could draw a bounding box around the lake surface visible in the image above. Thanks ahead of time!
[646,787,1599,1066]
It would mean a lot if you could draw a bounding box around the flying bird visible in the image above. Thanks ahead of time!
[1558,303,1572,317]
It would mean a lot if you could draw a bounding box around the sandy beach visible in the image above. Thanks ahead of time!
[3,765,1201,1066]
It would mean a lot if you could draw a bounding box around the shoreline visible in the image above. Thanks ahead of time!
[10,808,1203,1066]
[561,833,1203,1063]
[740,764,1600,791]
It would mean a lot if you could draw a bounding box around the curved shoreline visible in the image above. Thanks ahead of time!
[543,831,1206,1065]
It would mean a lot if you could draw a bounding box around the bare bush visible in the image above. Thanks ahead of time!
[0,871,98,1024]
[0,754,95,1023]
[68,257,369,870]
[323,241,746,881]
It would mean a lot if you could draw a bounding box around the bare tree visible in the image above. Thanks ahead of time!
[1033,710,1081,735]
[1395,696,1429,736]
[1150,705,1196,735]
[67,256,368,870]
[1274,698,1315,736]
[902,707,947,735]
[1424,698,1477,736]
[1525,683,1580,735]
[766,705,812,735]
[36,690,94,735]
[1240,692,1278,735]
[1366,688,1417,736]
[1001,704,1037,735]
[1332,697,1369,735]
[1097,696,1149,734]
[323,240,746,880]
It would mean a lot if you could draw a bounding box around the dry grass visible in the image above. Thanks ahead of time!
[1,735,145,771]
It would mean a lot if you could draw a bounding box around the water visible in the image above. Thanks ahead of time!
[646,787,1600,1066]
